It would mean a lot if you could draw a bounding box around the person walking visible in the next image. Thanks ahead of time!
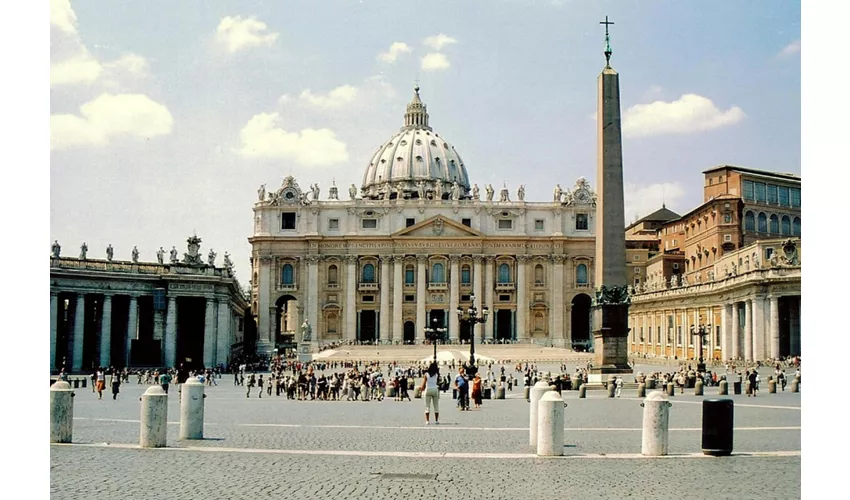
[257,374,264,398]
[95,368,106,400]
[246,373,256,398]
[421,362,441,425]
[111,370,121,400]
[615,376,624,398]
[159,370,172,394]
[471,373,483,409]
[454,367,469,411]
[748,369,758,397]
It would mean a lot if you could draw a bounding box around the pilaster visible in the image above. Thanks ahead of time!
[392,255,404,342]
[449,255,460,342]
[345,255,357,342]
[484,257,495,340]
[769,296,780,359]
[50,292,59,372]
[744,300,753,361]
[472,255,484,342]
[416,255,427,343]
[216,297,231,367]
[379,255,392,342]
[165,296,177,368]
[307,255,320,340]
[125,294,138,367]
[516,255,529,341]
[72,293,85,372]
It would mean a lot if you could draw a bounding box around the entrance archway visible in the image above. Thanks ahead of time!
[495,309,513,341]
[359,310,377,343]
[275,295,298,347]
[571,294,592,351]
[403,321,416,344]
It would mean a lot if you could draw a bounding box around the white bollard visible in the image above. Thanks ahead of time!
[180,378,205,440]
[641,390,672,456]
[50,381,75,443]
[536,391,565,456]
[140,385,169,448]
[529,380,553,446]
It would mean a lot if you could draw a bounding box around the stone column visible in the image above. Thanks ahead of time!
[99,294,113,368]
[380,256,392,342]
[165,296,177,368]
[416,255,427,343]
[473,255,484,342]
[744,300,753,361]
[216,298,231,368]
[449,256,460,342]
[551,255,565,347]
[50,292,59,372]
[392,255,404,343]
[484,257,495,340]
[516,256,529,341]
[257,256,272,353]
[752,296,765,361]
[721,303,732,361]
[564,304,572,348]
[769,296,780,359]
[125,295,138,367]
[203,296,217,367]
[345,255,357,342]
[307,255,320,339]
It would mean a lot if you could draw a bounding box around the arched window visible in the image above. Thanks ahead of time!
[744,211,755,231]
[327,265,338,285]
[576,264,588,285]
[405,265,415,284]
[281,264,294,285]
[461,265,471,285]
[534,264,544,285]
[769,214,779,234]
[432,263,445,283]
[498,263,511,284]
[757,213,768,233]
[362,263,375,283]
[781,215,791,235]
[793,216,801,236]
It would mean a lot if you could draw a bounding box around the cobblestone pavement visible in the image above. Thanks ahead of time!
[51,363,800,499]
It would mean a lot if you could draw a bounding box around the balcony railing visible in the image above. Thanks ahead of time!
[277,283,297,291]
[495,282,515,291]
[358,282,379,291]
[428,282,448,291]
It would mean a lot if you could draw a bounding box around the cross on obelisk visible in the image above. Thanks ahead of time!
[599,16,614,66]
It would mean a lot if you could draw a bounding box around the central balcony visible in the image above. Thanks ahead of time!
[277,283,297,292]
[358,282,379,292]
[428,282,448,291]
[495,282,515,292]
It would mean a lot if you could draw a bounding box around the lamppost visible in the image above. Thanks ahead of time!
[456,292,490,378]
[690,318,712,373]
[424,316,447,362]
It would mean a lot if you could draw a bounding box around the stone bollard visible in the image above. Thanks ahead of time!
[695,380,704,396]
[495,386,506,399]
[718,380,729,395]
[179,378,205,440]
[641,391,672,456]
[536,391,566,457]
[578,385,587,399]
[523,386,531,401]
[573,378,582,391]
[768,380,776,394]
[414,387,423,399]
[666,383,675,397]
[790,379,799,393]
[50,381,75,443]
[529,381,553,446]
[140,385,169,448]
[607,383,616,398]
[637,382,646,398]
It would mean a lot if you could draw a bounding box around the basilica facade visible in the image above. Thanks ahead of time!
[249,87,600,353]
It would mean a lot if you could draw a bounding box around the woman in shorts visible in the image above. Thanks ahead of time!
[421,362,440,425]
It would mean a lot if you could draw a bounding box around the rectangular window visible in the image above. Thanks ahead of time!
[498,219,513,230]
[767,184,778,205]
[778,186,790,206]
[754,182,766,203]
[534,219,545,231]
[724,234,732,242]
[281,213,296,230]
[790,188,801,207]
[677,326,682,345]
[461,218,472,227]
[404,294,415,303]
[634,267,640,275]
[715,325,721,346]
[765,248,774,260]
[362,295,374,302]
[499,294,511,302]
[362,219,377,229]
[153,289,166,311]
[723,213,732,224]
[406,218,416,227]
[575,213,588,230]
[673,263,679,270]
[461,294,471,302]
[461,267,471,285]
[742,180,755,201]
[633,255,640,261]
[657,326,661,344]
[328,218,339,230]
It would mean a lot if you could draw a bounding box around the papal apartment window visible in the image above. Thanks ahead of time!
[498,219,513,230]
[461,218,472,227]
[406,218,416,227]
[328,218,339,230]
[362,218,377,229]
[534,219,545,231]
[673,263,679,270]
[575,213,588,230]
[281,213,296,230]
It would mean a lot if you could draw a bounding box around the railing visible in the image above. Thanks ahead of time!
[427,282,448,291]
[358,282,379,291]
[277,283,297,291]
[495,282,515,291]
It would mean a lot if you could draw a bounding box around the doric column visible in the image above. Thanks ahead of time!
[307,255,320,339]
[449,255,460,342]
[100,294,113,368]
[379,255,392,342]
[416,255,427,343]
[165,296,177,367]
[769,296,780,359]
[50,292,59,372]
[732,303,742,359]
[257,256,272,353]
[473,255,484,342]
[516,255,529,341]
[345,255,358,342]
[484,257,495,340]
[392,255,404,342]
[551,255,565,346]
[203,296,217,367]
[216,298,231,368]
[125,295,138,367]
[744,300,753,361]
[72,293,85,372]
[752,296,765,361]
[721,303,732,361]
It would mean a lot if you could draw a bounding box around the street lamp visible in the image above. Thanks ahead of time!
[456,292,489,378]
[424,316,447,362]
[690,318,712,372]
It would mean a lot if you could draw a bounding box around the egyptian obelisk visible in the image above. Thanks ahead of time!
[590,16,632,381]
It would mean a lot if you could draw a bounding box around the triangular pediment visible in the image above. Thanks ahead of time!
[392,215,483,238]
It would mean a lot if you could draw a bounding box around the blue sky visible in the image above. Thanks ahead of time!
[50,0,800,283]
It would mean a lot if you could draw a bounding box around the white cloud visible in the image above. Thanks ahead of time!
[50,0,78,35]
[622,94,745,138]
[778,40,800,58]
[51,93,174,150]
[377,42,411,63]
[421,53,450,72]
[299,85,357,109]
[423,34,457,50]
[238,113,349,165]
[624,182,686,224]
[104,53,149,77]
[216,15,279,54]
[51,54,102,86]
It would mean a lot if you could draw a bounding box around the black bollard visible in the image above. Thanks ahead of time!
[701,399,734,456]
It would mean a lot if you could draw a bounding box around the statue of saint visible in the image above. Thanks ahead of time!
[299,191,310,205]
[208,249,216,266]
[258,184,266,201]
[170,246,179,263]
[106,244,114,261]
[311,183,320,200]
[472,183,480,200]
[51,240,61,258]
[156,247,165,264]
[517,184,526,201]
[553,184,563,202]
[349,183,357,200]
[79,242,88,260]
[131,246,139,263]
[434,181,443,200]
[417,180,426,200]
[485,184,494,201]
[301,320,312,342]
[223,252,233,269]
[450,181,460,201]
[499,184,510,202]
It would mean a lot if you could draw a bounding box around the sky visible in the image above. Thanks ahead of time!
[49,0,801,285]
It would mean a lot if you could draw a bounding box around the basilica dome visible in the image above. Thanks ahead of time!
[361,87,470,200]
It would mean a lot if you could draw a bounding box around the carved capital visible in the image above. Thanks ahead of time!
[473,254,485,264]
[393,254,407,261]
[380,255,392,263]
[416,254,429,264]
[258,256,274,264]
[306,255,321,264]
[551,254,567,265]
[517,255,532,263]
[448,255,461,264]
[345,255,359,264]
